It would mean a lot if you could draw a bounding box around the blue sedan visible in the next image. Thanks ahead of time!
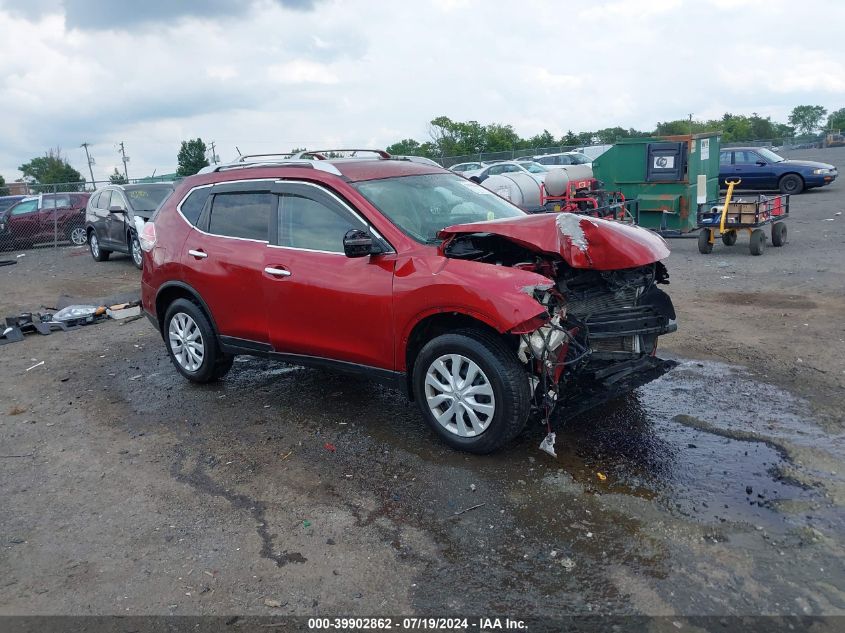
[719,147,837,194]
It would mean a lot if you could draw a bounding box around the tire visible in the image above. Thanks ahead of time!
[772,221,787,247]
[721,230,737,246]
[67,225,87,246]
[89,230,111,262]
[749,228,766,256]
[129,231,143,270]
[163,298,232,383]
[778,174,803,195]
[698,228,713,254]
[412,329,530,454]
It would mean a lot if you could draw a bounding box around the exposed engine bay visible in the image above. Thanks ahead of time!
[442,230,677,427]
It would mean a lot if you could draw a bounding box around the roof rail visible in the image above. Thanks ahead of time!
[234,152,297,163]
[202,159,342,176]
[291,149,391,160]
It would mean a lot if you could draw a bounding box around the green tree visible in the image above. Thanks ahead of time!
[109,168,128,184]
[18,148,84,191]
[788,105,827,136]
[386,139,422,155]
[0,174,9,196]
[827,108,845,132]
[176,138,210,176]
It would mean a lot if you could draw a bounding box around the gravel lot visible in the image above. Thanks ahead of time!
[1,149,843,626]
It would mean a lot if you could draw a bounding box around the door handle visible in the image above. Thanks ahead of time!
[264,266,291,277]
[188,249,208,259]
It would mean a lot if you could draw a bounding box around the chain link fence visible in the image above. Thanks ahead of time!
[0,178,181,255]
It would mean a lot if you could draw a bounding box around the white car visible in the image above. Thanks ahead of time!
[532,151,593,169]
[472,161,549,184]
[449,161,488,180]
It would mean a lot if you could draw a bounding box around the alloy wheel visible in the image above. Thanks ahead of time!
[70,227,87,245]
[90,233,99,257]
[168,312,205,372]
[131,237,142,267]
[424,353,495,437]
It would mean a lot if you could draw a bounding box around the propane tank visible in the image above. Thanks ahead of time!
[543,165,593,197]
[481,173,543,210]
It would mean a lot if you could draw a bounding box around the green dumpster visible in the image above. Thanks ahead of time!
[592,133,721,233]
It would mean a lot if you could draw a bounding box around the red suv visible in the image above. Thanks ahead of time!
[140,151,676,453]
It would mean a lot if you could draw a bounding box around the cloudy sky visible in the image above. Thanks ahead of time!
[1,0,843,182]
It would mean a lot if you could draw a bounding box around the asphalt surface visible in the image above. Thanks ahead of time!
[1,149,844,628]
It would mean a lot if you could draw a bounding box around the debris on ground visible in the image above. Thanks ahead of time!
[263,598,284,608]
[25,360,44,372]
[453,503,485,516]
[539,432,557,457]
[323,443,336,452]
[597,472,607,481]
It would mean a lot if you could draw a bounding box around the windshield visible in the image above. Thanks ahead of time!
[523,162,547,173]
[352,173,525,243]
[755,148,784,163]
[124,185,175,212]
[568,153,591,164]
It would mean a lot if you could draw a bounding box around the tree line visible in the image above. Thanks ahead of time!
[2,106,843,195]
[386,105,845,159]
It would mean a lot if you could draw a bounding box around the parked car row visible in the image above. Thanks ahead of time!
[448,152,595,185]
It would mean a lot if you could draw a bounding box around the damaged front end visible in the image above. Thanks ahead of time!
[439,214,677,431]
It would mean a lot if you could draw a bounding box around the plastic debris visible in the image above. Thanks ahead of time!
[52,305,98,324]
[597,472,607,481]
[539,432,557,457]
[323,443,336,452]
[469,483,477,492]
[264,599,283,608]
[25,360,44,372]
[302,520,311,528]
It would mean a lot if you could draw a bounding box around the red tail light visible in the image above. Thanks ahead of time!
[139,221,157,252]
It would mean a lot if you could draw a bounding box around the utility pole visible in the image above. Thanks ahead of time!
[118,141,130,180]
[209,141,219,164]
[688,113,694,136]
[80,142,96,188]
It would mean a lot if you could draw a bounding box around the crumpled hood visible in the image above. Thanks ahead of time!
[438,212,670,270]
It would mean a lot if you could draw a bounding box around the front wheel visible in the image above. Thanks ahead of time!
[89,231,111,261]
[412,329,530,454]
[164,298,232,383]
[771,221,787,247]
[67,225,87,246]
[749,228,766,256]
[779,174,803,195]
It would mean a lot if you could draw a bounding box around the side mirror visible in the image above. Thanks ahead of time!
[756,160,766,166]
[343,229,382,258]
[109,205,126,214]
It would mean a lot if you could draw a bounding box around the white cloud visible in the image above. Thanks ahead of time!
[267,60,340,85]
[0,0,844,182]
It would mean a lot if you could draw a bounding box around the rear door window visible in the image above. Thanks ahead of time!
[207,192,272,241]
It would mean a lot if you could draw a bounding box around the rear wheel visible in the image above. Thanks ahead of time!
[779,174,803,195]
[412,329,530,454]
[698,228,713,254]
[721,230,737,246]
[771,221,787,247]
[164,298,232,383]
[89,231,111,261]
[129,231,143,269]
[749,229,766,256]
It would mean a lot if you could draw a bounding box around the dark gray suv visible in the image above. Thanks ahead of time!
[86,183,174,269]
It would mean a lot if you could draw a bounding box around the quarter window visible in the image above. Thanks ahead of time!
[279,193,362,253]
[180,187,211,226]
[208,192,272,241]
